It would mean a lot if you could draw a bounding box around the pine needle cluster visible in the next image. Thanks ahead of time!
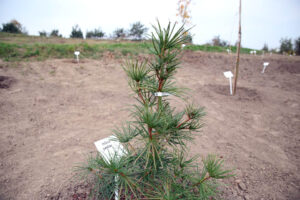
[79,21,233,200]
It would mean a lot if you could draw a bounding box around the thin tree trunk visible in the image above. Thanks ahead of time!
[233,0,241,95]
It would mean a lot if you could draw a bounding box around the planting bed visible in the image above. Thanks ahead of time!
[0,51,299,199]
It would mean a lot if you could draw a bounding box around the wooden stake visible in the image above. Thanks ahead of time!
[233,0,241,95]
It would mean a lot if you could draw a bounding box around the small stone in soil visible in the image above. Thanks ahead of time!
[238,182,247,191]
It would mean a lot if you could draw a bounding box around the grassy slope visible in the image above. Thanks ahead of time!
[0,32,261,61]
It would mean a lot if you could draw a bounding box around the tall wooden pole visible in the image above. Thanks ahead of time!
[233,0,241,95]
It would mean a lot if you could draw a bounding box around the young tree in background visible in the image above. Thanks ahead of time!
[39,30,47,37]
[113,28,126,39]
[279,38,293,54]
[50,29,62,37]
[185,33,193,43]
[1,19,24,34]
[177,0,193,44]
[70,25,83,39]
[262,43,269,52]
[177,0,192,25]
[128,22,148,40]
[294,37,300,55]
[2,22,21,33]
[86,28,105,39]
[211,35,229,47]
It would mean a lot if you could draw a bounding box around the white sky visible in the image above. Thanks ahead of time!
[0,0,299,49]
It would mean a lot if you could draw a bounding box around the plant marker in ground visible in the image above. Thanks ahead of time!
[224,71,234,95]
[74,51,80,63]
[94,136,126,200]
[154,92,171,97]
[262,62,269,73]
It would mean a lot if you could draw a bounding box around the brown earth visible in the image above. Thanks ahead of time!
[0,51,299,200]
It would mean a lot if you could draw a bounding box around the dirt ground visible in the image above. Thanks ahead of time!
[0,51,299,200]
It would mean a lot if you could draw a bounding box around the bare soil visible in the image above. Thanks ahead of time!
[0,51,299,200]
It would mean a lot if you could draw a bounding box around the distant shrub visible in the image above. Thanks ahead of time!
[185,33,193,44]
[129,22,148,40]
[39,31,47,37]
[70,25,83,39]
[113,28,126,39]
[211,35,228,47]
[1,23,21,33]
[294,37,300,55]
[262,43,268,52]
[86,28,105,39]
[50,29,62,37]
[1,19,23,34]
[279,38,293,54]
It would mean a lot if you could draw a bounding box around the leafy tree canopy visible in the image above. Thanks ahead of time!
[70,25,83,38]
[1,19,24,34]
[50,29,62,37]
[280,38,293,53]
[113,28,126,38]
[129,21,148,40]
[294,37,300,55]
[86,28,105,39]
[211,35,228,47]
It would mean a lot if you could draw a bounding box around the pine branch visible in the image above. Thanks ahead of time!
[176,115,191,128]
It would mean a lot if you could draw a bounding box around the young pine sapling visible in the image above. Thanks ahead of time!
[80,21,233,200]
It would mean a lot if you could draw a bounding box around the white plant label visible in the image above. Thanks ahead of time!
[155,92,171,97]
[224,71,233,78]
[74,51,80,63]
[94,136,125,163]
[223,71,233,95]
[94,136,125,200]
[262,62,269,73]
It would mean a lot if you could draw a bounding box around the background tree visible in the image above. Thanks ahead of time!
[211,35,228,47]
[177,0,193,45]
[294,37,300,55]
[86,28,105,39]
[50,29,62,37]
[279,38,293,54]
[177,0,192,25]
[70,25,83,39]
[1,19,23,34]
[262,43,269,52]
[185,33,193,43]
[113,28,126,39]
[39,30,47,37]
[2,22,21,33]
[80,21,232,200]
[128,22,148,40]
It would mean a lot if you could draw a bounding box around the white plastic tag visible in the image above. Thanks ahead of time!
[223,71,233,95]
[154,92,171,97]
[262,62,269,73]
[223,71,233,78]
[94,136,125,162]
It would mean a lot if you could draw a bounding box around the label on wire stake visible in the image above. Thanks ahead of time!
[94,136,126,163]
[154,92,171,97]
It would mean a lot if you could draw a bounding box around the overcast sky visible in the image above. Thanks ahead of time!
[0,0,299,49]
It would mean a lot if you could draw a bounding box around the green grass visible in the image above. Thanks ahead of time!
[185,44,262,54]
[0,32,261,61]
[0,42,151,61]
